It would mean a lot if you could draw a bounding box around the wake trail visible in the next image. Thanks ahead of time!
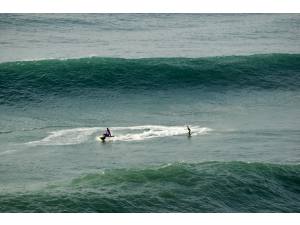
[25,125,212,146]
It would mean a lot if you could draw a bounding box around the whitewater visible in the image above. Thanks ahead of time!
[25,125,212,145]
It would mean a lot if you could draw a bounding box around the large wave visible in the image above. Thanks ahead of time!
[1,161,299,212]
[1,54,299,105]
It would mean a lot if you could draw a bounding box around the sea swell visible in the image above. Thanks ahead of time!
[0,54,300,105]
[1,161,299,212]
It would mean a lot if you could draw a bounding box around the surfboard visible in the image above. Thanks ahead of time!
[97,136,115,142]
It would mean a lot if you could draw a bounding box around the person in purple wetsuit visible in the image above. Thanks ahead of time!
[103,128,112,137]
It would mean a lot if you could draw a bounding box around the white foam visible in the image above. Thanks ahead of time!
[26,127,100,146]
[110,125,211,142]
[0,149,18,156]
[26,125,212,146]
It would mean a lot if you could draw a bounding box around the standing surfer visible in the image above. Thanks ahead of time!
[187,126,191,137]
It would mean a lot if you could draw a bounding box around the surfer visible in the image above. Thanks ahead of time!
[100,128,112,141]
[187,126,191,137]
[103,128,112,137]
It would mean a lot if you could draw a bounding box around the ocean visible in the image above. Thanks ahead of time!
[0,14,300,212]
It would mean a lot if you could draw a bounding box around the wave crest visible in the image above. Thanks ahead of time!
[1,54,300,105]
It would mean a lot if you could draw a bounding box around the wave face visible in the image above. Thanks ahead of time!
[1,54,300,105]
[0,161,299,212]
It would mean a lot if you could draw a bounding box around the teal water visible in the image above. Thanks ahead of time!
[0,14,300,212]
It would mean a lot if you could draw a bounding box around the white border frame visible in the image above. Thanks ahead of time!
[0,0,299,13]
[1,213,300,225]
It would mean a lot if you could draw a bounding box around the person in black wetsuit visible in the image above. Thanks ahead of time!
[187,126,191,137]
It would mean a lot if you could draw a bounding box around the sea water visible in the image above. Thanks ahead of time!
[0,14,300,212]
